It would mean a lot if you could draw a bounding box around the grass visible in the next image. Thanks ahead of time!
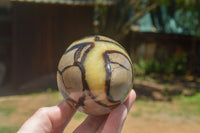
[132,100,165,117]
[134,100,158,108]
[172,93,200,118]
[0,88,200,133]
[0,126,19,133]
[131,93,200,122]
[74,111,87,119]
[0,90,61,133]
[131,108,143,117]
[0,106,16,116]
[177,93,200,105]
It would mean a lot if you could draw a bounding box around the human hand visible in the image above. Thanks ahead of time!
[18,89,136,133]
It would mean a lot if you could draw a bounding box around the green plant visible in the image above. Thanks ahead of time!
[134,54,188,75]
[134,59,146,75]
[178,93,200,105]
[145,59,162,74]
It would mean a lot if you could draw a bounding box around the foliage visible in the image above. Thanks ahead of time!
[95,0,200,37]
[177,92,200,106]
[95,0,160,37]
[133,59,146,75]
[134,54,188,75]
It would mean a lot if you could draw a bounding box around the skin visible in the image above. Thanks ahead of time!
[17,89,136,133]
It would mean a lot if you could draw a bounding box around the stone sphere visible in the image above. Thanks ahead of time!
[57,35,134,116]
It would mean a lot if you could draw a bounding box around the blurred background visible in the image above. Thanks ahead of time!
[0,0,199,132]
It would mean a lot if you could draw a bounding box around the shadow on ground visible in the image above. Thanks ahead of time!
[134,75,200,101]
[0,74,200,101]
[0,73,58,97]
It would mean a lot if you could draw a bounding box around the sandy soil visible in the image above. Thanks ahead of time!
[0,76,200,133]
[64,107,200,133]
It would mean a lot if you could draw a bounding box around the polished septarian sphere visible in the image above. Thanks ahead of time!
[57,35,134,116]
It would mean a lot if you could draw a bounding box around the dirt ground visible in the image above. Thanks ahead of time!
[65,102,200,133]
[0,75,200,133]
[65,110,200,133]
[0,90,200,133]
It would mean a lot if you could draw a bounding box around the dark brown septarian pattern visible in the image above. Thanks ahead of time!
[57,36,133,115]
[58,42,94,107]
[103,50,132,102]
[94,35,126,50]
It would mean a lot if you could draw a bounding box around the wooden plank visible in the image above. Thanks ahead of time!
[12,2,94,86]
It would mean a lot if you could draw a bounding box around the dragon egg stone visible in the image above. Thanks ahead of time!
[57,35,134,115]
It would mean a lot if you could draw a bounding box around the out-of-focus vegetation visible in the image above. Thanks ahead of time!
[0,126,18,133]
[96,0,200,37]
[133,92,200,122]
[93,0,200,77]
[96,0,200,75]
[134,54,188,75]
[0,90,200,133]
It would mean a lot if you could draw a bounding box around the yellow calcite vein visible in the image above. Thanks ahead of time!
[84,41,129,104]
